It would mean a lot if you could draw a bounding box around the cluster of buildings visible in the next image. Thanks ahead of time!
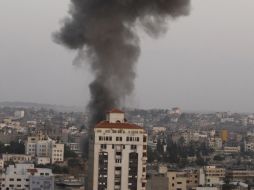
[3,105,254,190]
[25,132,64,164]
[0,164,54,190]
[0,132,65,166]
[147,164,254,190]
[0,133,64,189]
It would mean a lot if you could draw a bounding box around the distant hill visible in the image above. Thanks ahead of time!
[0,101,85,112]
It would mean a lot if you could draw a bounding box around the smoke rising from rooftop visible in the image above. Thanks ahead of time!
[55,0,191,125]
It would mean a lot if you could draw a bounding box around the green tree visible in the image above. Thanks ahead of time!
[213,154,225,161]
[0,141,25,154]
[9,141,25,154]
[52,164,69,174]
[68,158,80,167]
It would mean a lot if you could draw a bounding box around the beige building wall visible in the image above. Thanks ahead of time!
[88,110,147,190]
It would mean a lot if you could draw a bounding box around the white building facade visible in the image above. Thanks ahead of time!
[25,133,64,164]
[0,164,54,190]
[87,109,148,190]
[2,154,32,164]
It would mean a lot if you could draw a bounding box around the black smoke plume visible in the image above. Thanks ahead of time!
[55,0,191,126]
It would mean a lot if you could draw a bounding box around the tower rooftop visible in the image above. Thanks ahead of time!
[107,108,124,114]
[95,120,143,129]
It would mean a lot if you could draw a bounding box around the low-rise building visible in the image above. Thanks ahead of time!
[152,127,166,134]
[167,171,187,190]
[196,187,219,190]
[36,157,51,165]
[200,166,225,187]
[0,164,54,190]
[67,142,81,154]
[30,176,54,190]
[244,141,254,152]
[227,170,254,183]
[2,154,32,164]
[25,132,64,164]
[223,146,241,154]
[167,169,199,190]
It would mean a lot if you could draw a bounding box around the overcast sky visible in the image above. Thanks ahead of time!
[0,0,254,112]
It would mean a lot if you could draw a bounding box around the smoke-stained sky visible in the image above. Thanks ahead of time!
[0,0,254,112]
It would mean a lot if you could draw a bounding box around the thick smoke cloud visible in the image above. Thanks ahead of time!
[55,0,191,126]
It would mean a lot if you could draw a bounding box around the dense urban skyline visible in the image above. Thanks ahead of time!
[0,0,254,112]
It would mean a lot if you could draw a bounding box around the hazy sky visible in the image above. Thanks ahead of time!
[0,0,254,112]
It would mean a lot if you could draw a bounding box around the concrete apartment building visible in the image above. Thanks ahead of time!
[167,171,187,190]
[2,154,32,164]
[244,141,254,152]
[200,166,225,187]
[36,157,51,165]
[87,109,148,190]
[25,132,64,164]
[0,164,54,190]
[167,169,199,190]
[14,110,25,119]
[227,170,254,183]
[147,165,226,190]
[67,142,81,155]
[223,146,241,154]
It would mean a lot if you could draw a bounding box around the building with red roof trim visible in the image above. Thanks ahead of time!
[87,109,147,190]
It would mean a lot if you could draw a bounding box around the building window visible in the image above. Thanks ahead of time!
[101,144,107,149]
[126,137,129,141]
[131,145,137,150]
[116,152,122,156]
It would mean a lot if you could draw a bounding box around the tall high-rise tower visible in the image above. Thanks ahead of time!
[87,109,148,190]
